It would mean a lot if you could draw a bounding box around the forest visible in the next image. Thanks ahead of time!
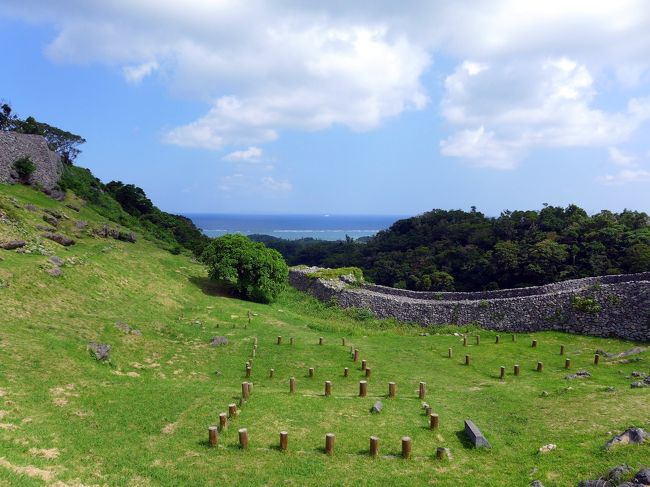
[252,206,650,291]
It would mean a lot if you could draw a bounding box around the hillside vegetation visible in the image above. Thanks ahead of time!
[255,206,650,292]
[1,184,648,486]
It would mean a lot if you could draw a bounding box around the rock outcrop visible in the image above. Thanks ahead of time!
[0,132,63,193]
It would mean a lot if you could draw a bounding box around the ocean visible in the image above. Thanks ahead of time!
[184,214,404,241]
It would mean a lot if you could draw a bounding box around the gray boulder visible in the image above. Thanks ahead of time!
[370,401,382,414]
[605,428,650,450]
[1,240,26,250]
[210,336,229,346]
[88,342,111,361]
[42,232,75,246]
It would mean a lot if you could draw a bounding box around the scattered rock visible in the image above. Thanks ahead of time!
[538,443,556,453]
[75,220,87,229]
[131,329,142,336]
[44,209,62,219]
[88,342,111,361]
[645,377,650,385]
[607,465,633,483]
[49,256,64,266]
[65,204,80,212]
[42,214,58,227]
[531,481,545,487]
[631,371,646,378]
[47,267,63,277]
[437,447,452,459]
[1,240,26,250]
[597,347,648,359]
[633,468,650,485]
[370,401,382,414]
[541,391,549,397]
[631,381,647,389]
[35,224,54,232]
[24,204,37,212]
[115,322,131,333]
[419,332,430,336]
[605,428,650,450]
[421,402,430,410]
[210,336,229,347]
[42,232,75,246]
[566,370,592,380]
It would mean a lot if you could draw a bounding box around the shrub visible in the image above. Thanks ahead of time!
[306,266,365,282]
[201,234,288,303]
[13,156,35,182]
[571,295,602,314]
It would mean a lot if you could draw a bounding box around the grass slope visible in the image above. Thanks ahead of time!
[0,184,649,487]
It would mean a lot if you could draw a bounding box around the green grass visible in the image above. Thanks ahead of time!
[305,266,364,282]
[1,184,649,486]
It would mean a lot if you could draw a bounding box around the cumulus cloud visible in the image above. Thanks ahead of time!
[3,0,650,163]
[261,176,292,192]
[222,146,263,163]
[598,146,650,184]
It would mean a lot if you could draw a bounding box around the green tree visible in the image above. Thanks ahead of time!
[202,234,288,303]
[13,156,35,183]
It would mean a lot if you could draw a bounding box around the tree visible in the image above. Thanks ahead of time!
[13,156,35,183]
[202,234,288,303]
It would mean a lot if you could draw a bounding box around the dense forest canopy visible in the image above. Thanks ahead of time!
[252,205,650,291]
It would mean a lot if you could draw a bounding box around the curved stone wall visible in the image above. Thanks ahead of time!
[0,132,63,191]
[289,267,650,342]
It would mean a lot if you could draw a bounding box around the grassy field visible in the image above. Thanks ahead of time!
[0,183,648,487]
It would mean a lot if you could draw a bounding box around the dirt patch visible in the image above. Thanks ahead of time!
[0,423,18,430]
[50,384,78,407]
[0,457,56,482]
[161,422,177,435]
[29,447,60,459]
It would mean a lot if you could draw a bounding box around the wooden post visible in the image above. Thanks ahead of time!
[252,349,256,358]
[325,433,335,455]
[208,426,219,447]
[594,353,600,365]
[369,436,379,457]
[463,335,467,347]
[277,336,282,345]
[319,337,324,345]
[361,359,367,371]
[559,345,565,355]
[365,367,372,378]
[436,447,446,460]
[514,364,520,376]
[465,355,471,366]
[512,334,516,342]
[476,334,480,345]
[388,382,396,398]
[238,428,248,449]
[269,368,274,378]
[401,437,412,459]
[325,381,332,396]
[242,382,250,400]
[500,366,505,380]
[537,361,543,372]
[419,382,426,400]
[359,380,368,397]
[219,412,227,431]
[353,349,359,362]
[429,413,439,430]
[344,367,349,377]
[309,367,314,378]
[495,335,500,344]
[290,337,294,345]
[228,403,237,418]
[448,348,453,358]
[245,366,252,378]
[247,310,251,325]
[342,337,346,346]
[425,406,432,417]
[254,337,258,346]
[565,358,571,369]
[532,339,537,348]
[279,431,288,451]
[289,377,296,393]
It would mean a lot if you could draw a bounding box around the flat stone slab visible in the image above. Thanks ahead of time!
[464,419,490,448]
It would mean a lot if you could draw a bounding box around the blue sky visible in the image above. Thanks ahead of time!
[1,1,650,215]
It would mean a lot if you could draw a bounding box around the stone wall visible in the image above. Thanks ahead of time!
[289,267,650,342]
[0,132,63,192]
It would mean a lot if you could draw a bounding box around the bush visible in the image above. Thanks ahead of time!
[13,156,35,182]
[202,234,289,303]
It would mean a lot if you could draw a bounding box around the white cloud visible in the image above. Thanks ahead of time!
[223,146,263,163]
[608,147,637,167]
[598,168,650,185]
[122,61,158,84]
[261,176,292,192]
[3,0,650,162]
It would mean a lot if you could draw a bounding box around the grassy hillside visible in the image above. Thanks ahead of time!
[0,184,648,486]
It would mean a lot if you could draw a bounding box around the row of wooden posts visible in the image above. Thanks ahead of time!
[208,427,447,459]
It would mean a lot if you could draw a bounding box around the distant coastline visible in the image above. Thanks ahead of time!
[184,213,404,241]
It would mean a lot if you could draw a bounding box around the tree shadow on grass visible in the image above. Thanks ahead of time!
[188,276,232,298]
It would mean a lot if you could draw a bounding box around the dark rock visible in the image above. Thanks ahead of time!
[531,481,544,487]
[42,214,58,227]
[88,342,111,361]
[131,329,142,336]
[210,336,229,347]
[117,231,137,243]
[75,220,87,229]
[65,204,80,212]
[578,481,611,487]
[607,465,633,482]
[50,256,64,266]
[633,468,650,485]
[47,267,63,277]
[1,240,26,250]
[605,428,650,450]
[115,321,131,333]
[370,401,382,414]
[24,204,37,212]
[631,371,645,377]
[566,370,592,380]
[599,347,648,359]
[631,381,647,389]
[35,224,55,231]
[42,232,75,246]
[44,209,62,219]
[645,377,650,385]
[464,419,490,448]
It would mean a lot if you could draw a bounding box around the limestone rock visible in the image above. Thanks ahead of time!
[1,240,26,250]
[0,132,63,191]
[88,342,111,361]
[42,232,75,246]
[210,336,229,347]
[370,401,382,414]
[50,256,64,266]
[605,428,650,450]
[47,267,63,277]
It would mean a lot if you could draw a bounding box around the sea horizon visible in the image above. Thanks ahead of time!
[184,213,406,240]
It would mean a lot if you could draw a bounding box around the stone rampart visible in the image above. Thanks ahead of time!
[289,267,650,342]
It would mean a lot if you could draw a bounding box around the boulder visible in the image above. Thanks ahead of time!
[566,370,591,380]
[47,267,63,277]
[88,342,111,361]
[210,336,229,347]
[42,214,58,227]
[530,481,544,487]
[42,232,75,246]
[605,428,650,450]
[1,240,26,250]
[370,401,383,414]
[633,468,650,485]
[50,256,64,266]
[607,465,633,483]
